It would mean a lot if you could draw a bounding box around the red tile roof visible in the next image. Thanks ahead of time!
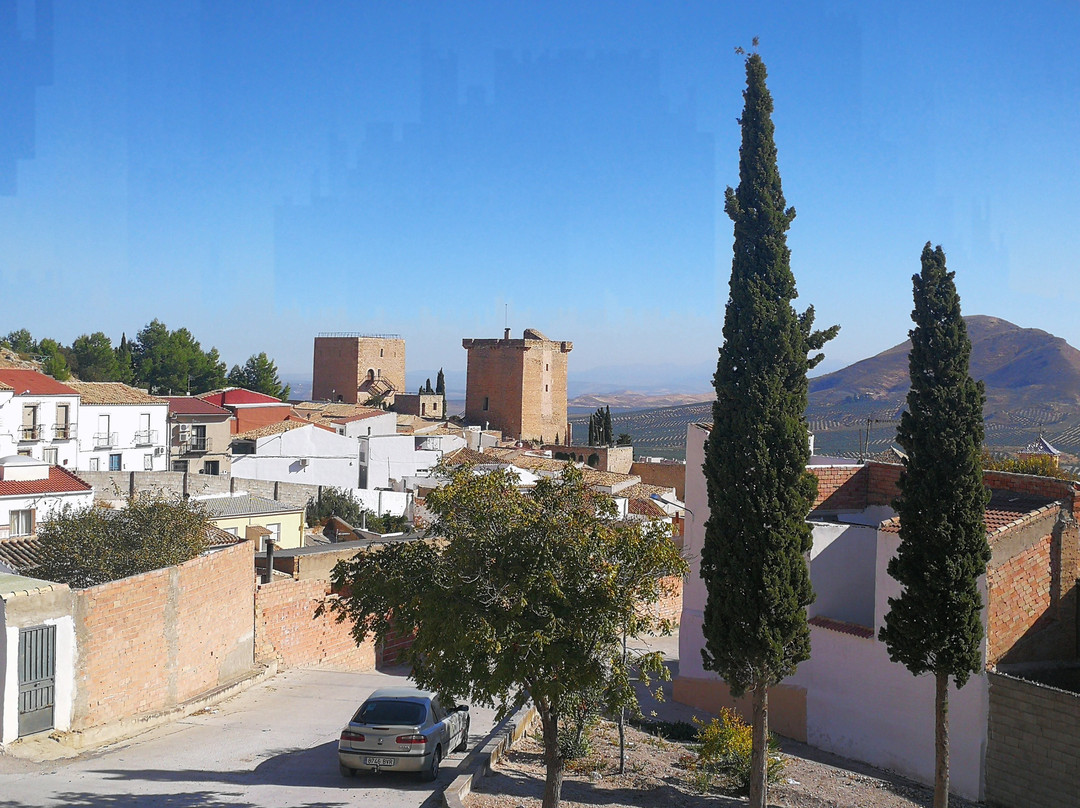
[199,388,287,406]
[0,369,78,396]
[0,466,93,497]
[809,616,874,640]
[878,489,1056,536]
[165,396,232,416]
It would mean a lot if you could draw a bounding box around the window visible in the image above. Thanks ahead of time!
[267,523,281,545]
[545,384,548,392]
[21,405,38,440]
[224,527,239,536]
[173,460,189,473]
[43,448,58,465]
[89,457,100,471]
[483,397,489,411]
[379,348,384,357]
[11,509,34,537]
[144,453,154,470]
[17,448,31,457]
[204,460,220,476]
[109,454,122,471]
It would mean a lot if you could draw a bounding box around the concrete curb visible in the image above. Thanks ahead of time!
[444,701,539,808]
[5,661,279,760]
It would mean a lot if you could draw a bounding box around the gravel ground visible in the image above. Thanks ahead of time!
[466,719,982,808]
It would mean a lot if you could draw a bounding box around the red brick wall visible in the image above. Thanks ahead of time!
[254,578,376,671]
[72,542,256,731]
[647,575,684,625]
[809,465,867,511]
[988,533,1055,666]
[379,623,416,667]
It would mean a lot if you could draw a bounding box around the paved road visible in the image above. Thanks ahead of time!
[0,666,498,808]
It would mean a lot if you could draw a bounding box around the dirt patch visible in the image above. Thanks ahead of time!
[466,719,982,808]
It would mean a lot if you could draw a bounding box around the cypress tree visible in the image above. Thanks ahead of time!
[436,368,445,395]
[879,243,989,808]
[701,51,837,808]
[603,405,613,446]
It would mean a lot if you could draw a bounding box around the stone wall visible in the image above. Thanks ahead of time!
[630,459,687,500]
[254,578,376,671]
[70,542,256,731]
[985,671,1080,808]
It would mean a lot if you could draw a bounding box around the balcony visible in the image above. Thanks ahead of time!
[94,432,119,449]
[53,423,77,440]
[18,425,42,441]
[134,429,158,447]
[182,436,212,454]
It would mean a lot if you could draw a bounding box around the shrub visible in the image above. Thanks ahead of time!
[691,708,785,794]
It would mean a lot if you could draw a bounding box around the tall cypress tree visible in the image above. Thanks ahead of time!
[701,52,836,808]
[879,243,989,808]
[603,405,613,446]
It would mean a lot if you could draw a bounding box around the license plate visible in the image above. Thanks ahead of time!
[364,757,396,767]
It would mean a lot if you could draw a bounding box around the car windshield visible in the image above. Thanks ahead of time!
[354,699,427,726]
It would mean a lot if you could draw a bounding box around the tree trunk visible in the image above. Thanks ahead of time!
[538,699,565,808]
[749,681,769,808]
[935,672,950,808]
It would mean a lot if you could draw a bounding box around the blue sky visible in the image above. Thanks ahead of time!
[2,0,1078,390]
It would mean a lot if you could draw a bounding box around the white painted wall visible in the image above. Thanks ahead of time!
[0,612,75,745]
[231,424,362,489]
[360,435,443,490]
[74,403,169,473]
[0,392,80,468]
[677,423,988,801]
[337,411,397,439]
[0,489,95,539]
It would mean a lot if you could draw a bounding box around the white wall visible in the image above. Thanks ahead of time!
[0,610,76,746]
[360,435,443,490]
[75,403,168,473]
[338,411,397,439]
[0,393,80,468]
[231,425,362,489]
[0,490,95,539]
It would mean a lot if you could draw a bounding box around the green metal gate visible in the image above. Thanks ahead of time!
[18,624,56,737]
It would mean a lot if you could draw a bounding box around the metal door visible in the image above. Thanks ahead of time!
[18,625,56,737]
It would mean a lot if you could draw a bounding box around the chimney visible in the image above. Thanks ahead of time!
[503,327,511,340]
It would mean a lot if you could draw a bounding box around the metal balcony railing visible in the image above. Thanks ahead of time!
[94,432,119,449]
[183,435,211,453]
[18,425,42,441]
[53,423,76,440]
[134,429,158,446]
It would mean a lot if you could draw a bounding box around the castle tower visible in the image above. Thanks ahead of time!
[312,333,406,404]
[462,328,572,443]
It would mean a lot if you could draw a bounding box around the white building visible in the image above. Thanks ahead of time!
[0,370,81,469]
[230,421,364,489]
[358,433,454,490]
[0,456,94,545]
[66,382,169,473]
[330,409,397,439]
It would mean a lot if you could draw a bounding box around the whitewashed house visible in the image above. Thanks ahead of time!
[0,455,94,545]
[230,421,364,489]
[67,382,169,473]
[0,370,81,469]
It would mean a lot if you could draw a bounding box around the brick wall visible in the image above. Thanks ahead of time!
[312,337,360,403]
[985,671,1080,808]
[808,465,867,511]
[629,460,687,500]
[71,542,256,731]
[379,623,416,666]
[254,578,376,671]
[645,574,683,625]
[988,533,1055,665]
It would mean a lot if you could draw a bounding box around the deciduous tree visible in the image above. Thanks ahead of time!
[326,465,686,808]
[879,243,990,808]
[36,493,210,588]
[702,51,837,808]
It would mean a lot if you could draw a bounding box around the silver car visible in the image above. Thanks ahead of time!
[338,686,470,781]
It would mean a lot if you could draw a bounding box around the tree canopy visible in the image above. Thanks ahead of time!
[228,352,291,400]
[71,332,122,382]
[326,464,686,808]
[701,52,837,808]
[36,493,210,588]
[132,320,228,395]
[879,243,989,808]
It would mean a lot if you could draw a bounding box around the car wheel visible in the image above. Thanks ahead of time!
[339,763,356,778]
[456,719,470,753]
[421,745,442,782]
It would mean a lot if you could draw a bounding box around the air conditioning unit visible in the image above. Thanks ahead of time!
[298,458,310,468]
[154,447,165,456]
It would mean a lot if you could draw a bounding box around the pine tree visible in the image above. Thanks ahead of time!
[879,243,989,808]
[701,52,836,808]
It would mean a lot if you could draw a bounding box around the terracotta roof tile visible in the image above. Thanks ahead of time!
[0,369,78,396]
[0,466,93,497]
[0,536,40,572]
[809,616,874,639]
[442,447,492,466]
[65,381,164,406]
[165,396,232,416]
[628,498,668,518]
[878,489,1057,536]
[233,421,309,441]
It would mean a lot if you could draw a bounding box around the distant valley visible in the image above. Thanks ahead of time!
[572,316,1080,463]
